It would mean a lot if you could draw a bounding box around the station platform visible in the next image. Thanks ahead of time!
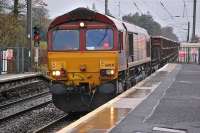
[0,73,40,83]
[58,63,200,133]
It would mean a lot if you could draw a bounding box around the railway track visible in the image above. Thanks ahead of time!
[0,74,49,98]
[33,112,88,133]
[33,114,69,133]
[0,92,52,123]
[1,79,42,92]
[0,74,46,92]
[0,76,50,108]
[0,91,49,109]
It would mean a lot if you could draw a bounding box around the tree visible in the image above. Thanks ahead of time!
[122,13,178,41]
[0,0,3,12]
[9,0,46,17]
[13,0,19,17]
[123,13,161,36]
[0,0,49,46]
[0,0,9,13]
[0,14,26,46]
[32,7,50,41]
[161,26,178,41]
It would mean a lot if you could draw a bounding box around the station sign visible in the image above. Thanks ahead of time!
[191,48,197,55]
[6,49,13,60]
[179,50,186,58]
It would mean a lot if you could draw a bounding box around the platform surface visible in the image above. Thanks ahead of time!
[0,73,39,83]
[111,64,200,133]
[58,63,183,133]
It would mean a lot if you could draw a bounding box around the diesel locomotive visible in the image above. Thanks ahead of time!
[47,8,179,112]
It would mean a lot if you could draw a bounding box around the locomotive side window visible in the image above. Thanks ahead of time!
[52,30,79,51]
[146,39,151,57]
[128,33,134,61]
[86,29,113,50]
[118,32,123,52]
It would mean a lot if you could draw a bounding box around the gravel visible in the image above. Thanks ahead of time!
[0,79,66,133]
[0,103,66,133]
[0,94,51,120]
[0,80,49,107]
[37,113,87,133]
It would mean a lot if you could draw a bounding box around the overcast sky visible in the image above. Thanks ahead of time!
[46,0,200,41]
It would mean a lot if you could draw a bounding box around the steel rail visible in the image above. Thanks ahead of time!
[0,91,49,109]
[0,100,52,123]
[33,114,69,133]
[32,112,87,133]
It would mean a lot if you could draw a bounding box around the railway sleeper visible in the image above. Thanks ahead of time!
[0,78,49,104]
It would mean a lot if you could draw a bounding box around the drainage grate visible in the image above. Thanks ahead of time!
[152,127,187,133]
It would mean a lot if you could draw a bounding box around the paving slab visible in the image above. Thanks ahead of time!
[110,64,200,133]
[58,63,178,133]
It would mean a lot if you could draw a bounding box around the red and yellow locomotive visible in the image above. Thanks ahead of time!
[47,8,151,112]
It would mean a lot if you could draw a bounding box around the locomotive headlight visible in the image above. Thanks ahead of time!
[52,71,61,76]
[52,71,56,76]
[80,22,85,28]
[55,71,61,76]
[110,69,115,75]
[106,69,115,75]
[100,69,115,76]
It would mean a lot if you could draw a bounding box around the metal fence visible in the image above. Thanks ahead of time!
[0,47,31,74]
[178,43,200,64]
[0,47,47,74]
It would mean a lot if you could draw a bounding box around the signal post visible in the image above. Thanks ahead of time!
[33,26,40,71]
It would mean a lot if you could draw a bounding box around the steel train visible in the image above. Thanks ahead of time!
[151,36,179,70]
[47,8,179,112]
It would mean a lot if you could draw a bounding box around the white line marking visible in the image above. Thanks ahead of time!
[142,71,177,123]
[153,127,186,133]
[177,81,192,84]
[184,71,200,73]
[157,64,169,72]
[135,87,153,90]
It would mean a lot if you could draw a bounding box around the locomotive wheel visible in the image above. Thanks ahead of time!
[116,80,125,94]
[125,79,132,90]
[50,84,92,112]
[52,92,92,113]
[90,82,116,108]
[118,81,123,94]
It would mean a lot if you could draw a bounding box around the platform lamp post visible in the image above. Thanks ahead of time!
[105,0,108,15]
[27,0,32,71]
[187,22,190,42]
[191,0,197,42]
[33,26,41,71]
[183,22,190,42]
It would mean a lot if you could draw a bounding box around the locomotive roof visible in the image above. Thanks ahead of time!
[49,7,149,36]
[151,36,179,43]
[107,16,149,36]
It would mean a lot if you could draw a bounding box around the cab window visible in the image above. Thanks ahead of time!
[52,30,79,50]
[86,29,113,50]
